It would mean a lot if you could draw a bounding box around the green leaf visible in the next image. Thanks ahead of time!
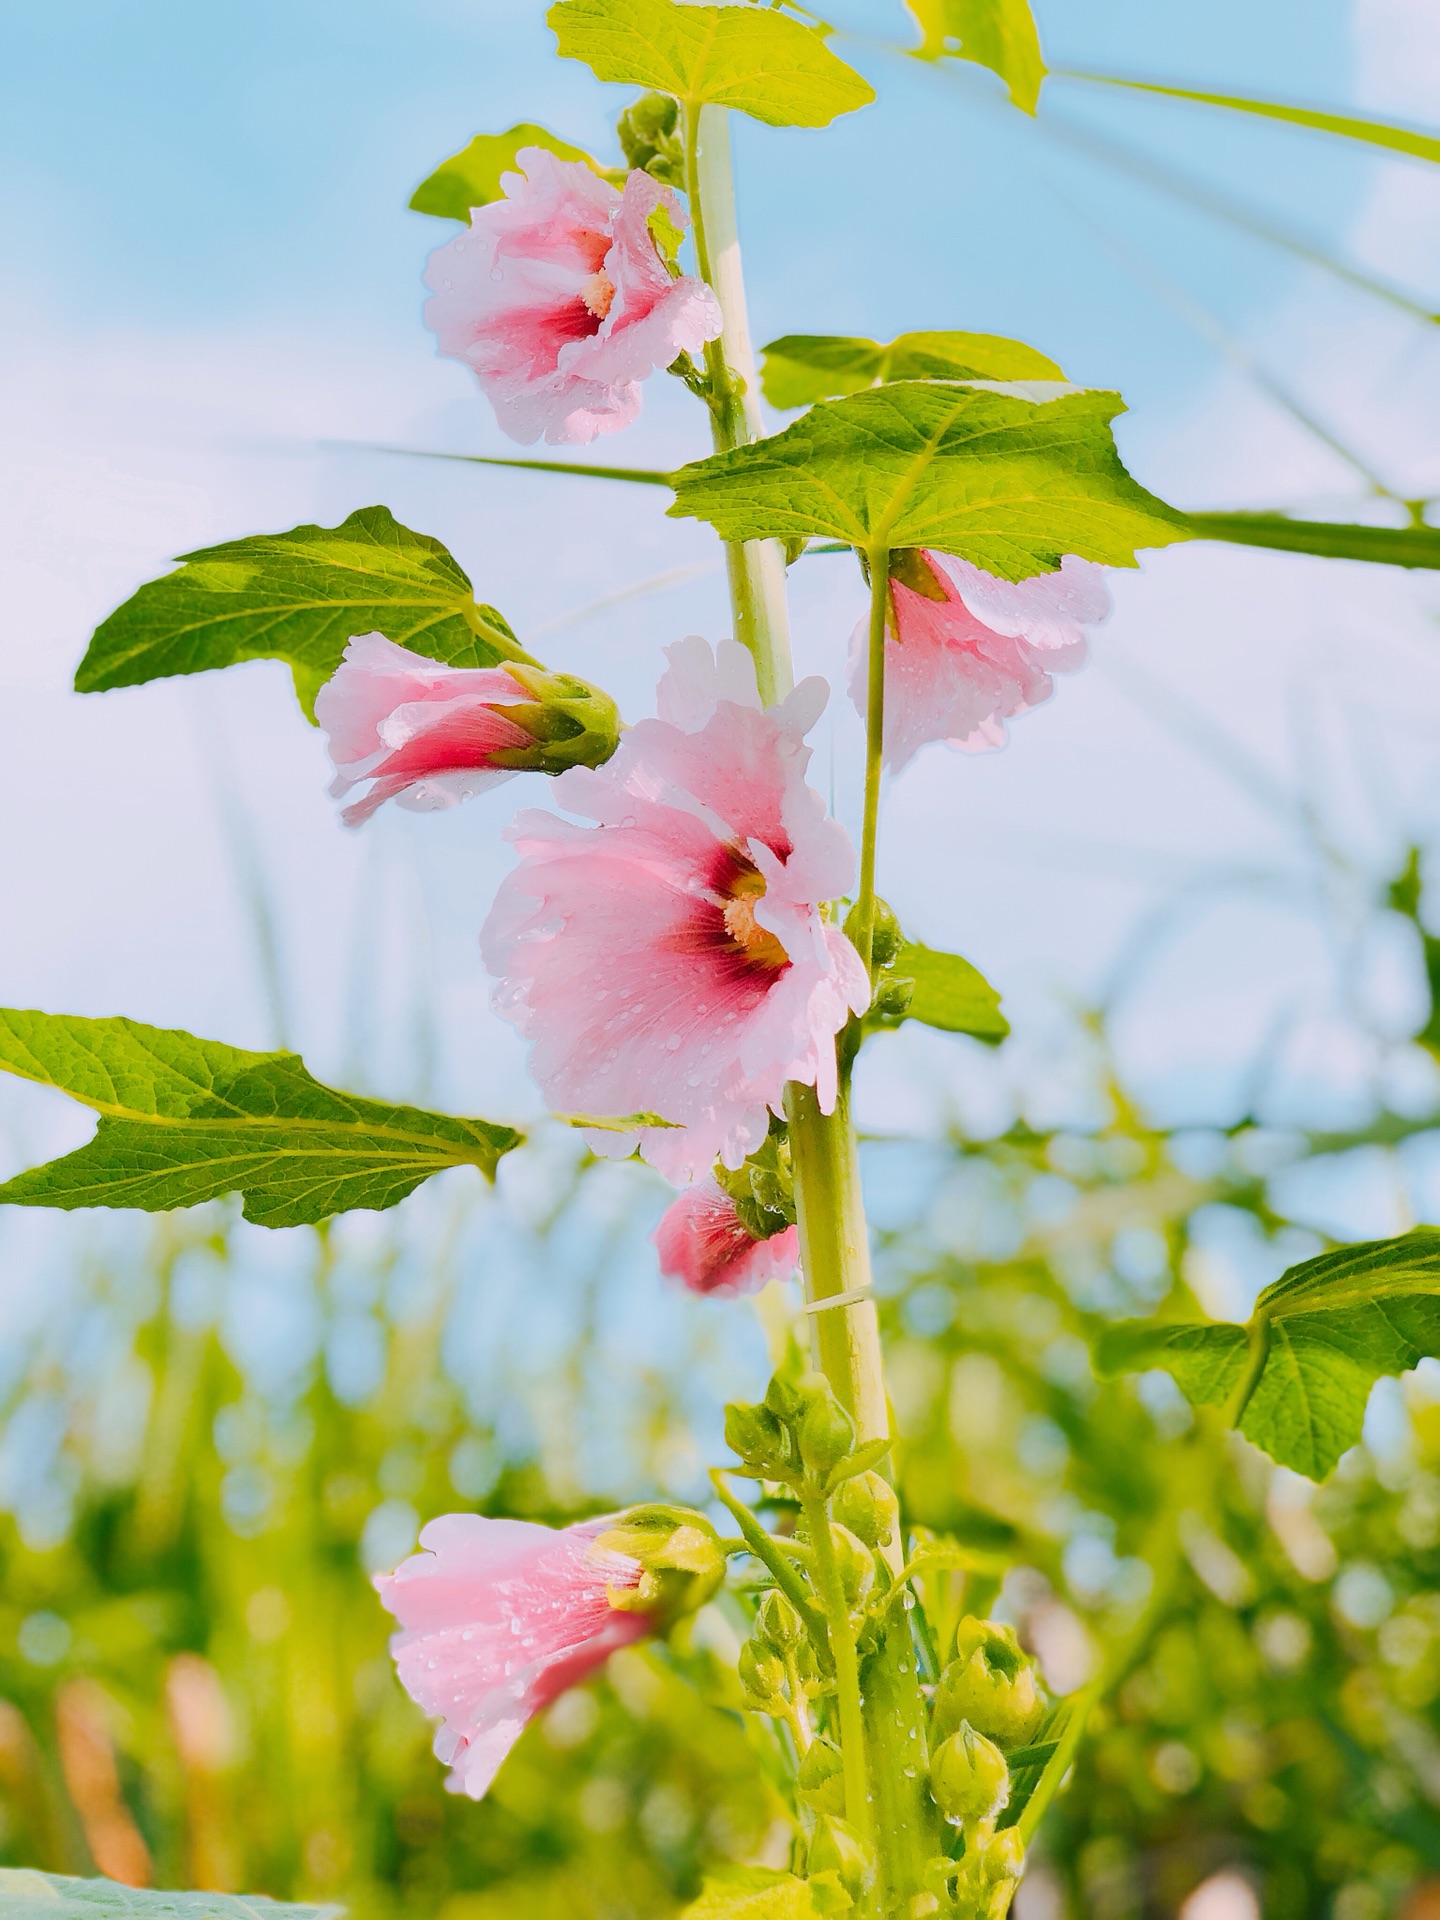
[679,1868,819,1920]
[0,1009,520,1229]
[410,123,609,220]
[1186,511,1440,571]
[74,506,526,720]
[670,381,1189,578]
[893,942,1009,1043]
[1095,1228,1440,1479]
[908,0,1046,113]
[1063,73,1440,167]
[760,330,1065,410]
[548,0,875,129]
[0,1870,341,1920]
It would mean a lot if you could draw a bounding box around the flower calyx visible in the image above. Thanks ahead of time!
[831,1469,899,1550]
[797,1736,847,1817]
[480,663,623,777]
[807,1814,875,1904]
[930,1719,1010,1827]
[932,1616,1046,1750]
[594,1503,726,1622]
[712,1121,796,1244]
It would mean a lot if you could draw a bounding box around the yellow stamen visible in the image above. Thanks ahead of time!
[580,271,615,321]
[722,871,789,969]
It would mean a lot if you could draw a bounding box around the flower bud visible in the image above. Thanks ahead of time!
[957,1825,1026,1920]
[843,895,903,971]
[616,91,684,188]
[724,1400,791,1476]
[807,1814,874,1897]
[932,1618,1044,1749]
[738,1639,787,1709]
[594,1503,725,1622]
[764,1372,804,1423]
[754,1589,805,1653]
[797,1737,847,1817]
[868,975,914,1024]
[831,1470,900,1550]
[930,1721,1010,1826]
[796,1382,856,1477]
[828,1524,875,1610]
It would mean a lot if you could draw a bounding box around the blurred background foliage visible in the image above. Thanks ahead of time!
[8,845,1440,1918]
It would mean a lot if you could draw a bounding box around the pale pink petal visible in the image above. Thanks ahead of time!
[483,640,868,1182]
[423,151,721,446]
[375,1512,647,1801]
[850,553,1107,772]
[316,635,534,825]
[653,1177,800,1297]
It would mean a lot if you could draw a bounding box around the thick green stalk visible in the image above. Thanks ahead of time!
[684,102,794,702]
[853,548,890,974]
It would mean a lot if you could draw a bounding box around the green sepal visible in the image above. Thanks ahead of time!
[1094,1226,1440,1478]
[0,1009,520,1228]
[409,123,613,221]
[713,1122,796,1239]
[548,0,875,129]
[596,1503,727,1621]
[617,91,685,187]
[760,330,1064,410]
[75,506,532,721]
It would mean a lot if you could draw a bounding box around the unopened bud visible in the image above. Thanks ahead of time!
[869,976,914,1023]
[832,1470,899,1549]
[724,1400,791,1476]
[755,1589,805,1653]
[595,1503,725,1622]
[933,1618,1044,1749]
[797,1738,847,1817]
[978,1827,1025,1887]
[807,1814,873,1897]
[738,1639,787,1708]
[615,91,684,187]
[796,1381,856,1476]
[828,1524,875,1609]
[842,896,903,971]
[764,1373,804,1423]
[930,1722,1010,1826]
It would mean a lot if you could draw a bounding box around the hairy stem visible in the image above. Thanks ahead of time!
[685,101,794,703]
[854,548,890,974]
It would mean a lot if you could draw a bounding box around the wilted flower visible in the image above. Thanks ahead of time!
[850,550,1110,772]
[652,1175,800,1296]
[374,1513,648,1800]
[482,638,869,1183]
[315,634,621,826]
[423,148,722,445]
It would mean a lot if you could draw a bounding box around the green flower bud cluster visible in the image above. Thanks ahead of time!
[713,1121,796,1245]
[724,1369,890,1499]
[738,1590,821,1746]
[593,1503,726,1625]
[922,1617,1045,1914]
[615,91,684,187]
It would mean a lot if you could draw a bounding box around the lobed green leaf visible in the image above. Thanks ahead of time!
[1095,1228,1440,1479]
[670,381,1189,578]
[907,0,1047,113]
[1063,73,1440,167]
[74,506,526,720]
[0,1870,341,1920]
[410,123,609,220]
[760,330,1064,410]
[678,1869,818,1920]
[548,0,875,128]
[0,1009,521,1229]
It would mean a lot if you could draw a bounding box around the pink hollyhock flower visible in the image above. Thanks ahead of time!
[851,552,1110,772]
[375,1513,649,1800]
[482,638,870,1184]
[423,148,722,446]
[315,634,536,826]
[653,1177,800,1298]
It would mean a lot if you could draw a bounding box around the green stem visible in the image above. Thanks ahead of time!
[685,101,794,703]
[854,548,890,974]
[784,1080,888,1447]
[803,1494,872,1847]
[711,1471,832,1654]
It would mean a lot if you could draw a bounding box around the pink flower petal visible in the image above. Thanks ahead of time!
[423,151,722,446]
[375,1512,647,1801]
[653,1177,800,1297]
[850,553,1109,772]
[483,639,869,1182]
